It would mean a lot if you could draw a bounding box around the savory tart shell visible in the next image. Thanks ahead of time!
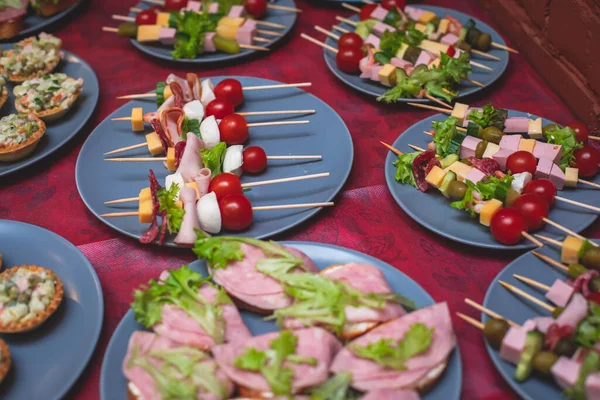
[0,265,64,333]
[0,18,24,41]
[0,114,46,162]
[1,37,61,83]
[0,86,8,110]
[15,86,81,122]
[0,338,10,383]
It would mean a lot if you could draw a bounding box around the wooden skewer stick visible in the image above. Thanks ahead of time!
[521,232,544,247]
[243,82,312,91]
[555,195,600,213]
[588,136,600,141]
[112,14,134,22]
[240,44,270,52]
[407,102,452,114]
[102,27,118,33]
[470,49,501,61]
[542,218,598,245]
[267,4,302,12]
[456,312,484,330]
[255,20,287,29]
[466,78,485,87]
[498,280,555,312]
[116,93,157,100]
[254,37,273,44]
[335,16,357,27]
[103,201,334,214]
[425,94,452,109]
[578,179,600,189]
[104,143,147,156]
[381,141,403,156]
[513,274,551,291]
[341,3,361,12]
[105,152,321,163]
[464,298,519,328]
[248,120,309,128]
[491,42,519,54]
[256,29,284,37]
[104,196,141,205]
[332,25,350,34]
[470,61,493,71]
[534,234,563,248]
[315,25,340,41]
[300,33,338,53]
[408,144,426,152]
[361,0,374,4]
[238,109,316,117]
[531,250,569,273]
[130,7,142,12]
[442,88,457,96]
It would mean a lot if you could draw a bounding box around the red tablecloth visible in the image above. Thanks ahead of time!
[0,0,593,399]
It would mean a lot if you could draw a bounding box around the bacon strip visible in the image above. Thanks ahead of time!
[169,82,184,109]
[174,140,186,169]
[140,170,163,244]
[186,73,202,101]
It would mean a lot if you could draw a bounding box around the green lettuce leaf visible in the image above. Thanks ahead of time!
[393,152,420,188]
[200,142,227,177]
[181,117,201,140]
[544,126,584,170]
[439,51,471,84]
[475,174,513,201]
[565,351,600,400]
[157,183,185,234]
[432,117,459,157]
[575,301,600,348]
[379,30,405,59]
[450,179,477,217]
[467,104,495,128]
[309,372,354,400]
[350,323,434,370]
[425,81,454,103]
[404,25,426,46]
[172,11,218,60]
[233,347,268,370]
[578,240,595,259]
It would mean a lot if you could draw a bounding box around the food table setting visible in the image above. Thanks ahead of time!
[1,0,599,399]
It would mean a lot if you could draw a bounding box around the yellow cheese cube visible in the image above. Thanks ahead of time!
[139,200,154,224]
[437,19,449,34]
[163,84,173,100]
[146,132,164,156]
[395,43,408,59]
[166,147,176,171]
[216,24,237,40]
[479,199,503,227]
[448,161,473,182]
[378,64,397,87]
[565,167,579,188]
[561,236,584,264]
[417,11,437,24]
[185,181,200,200]
[139,187,152,202]
[518,139,536,153]
[528,117,543,140]
[156,12,170,27]
[131,107,144,132]
[136,25,162,42]
[174,200,183,209]
[218,17,245,28]
[428,58,441,69]
[425,166,446,188]
[482,142,500,159]
[419,40,448,56]
[414,23,427,33]
[451,103,470,123]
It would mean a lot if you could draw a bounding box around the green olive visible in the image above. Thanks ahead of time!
[460,158,472,166]
[117,23,138,38]
[568,263,588,279]
[590,276,600,293]
[410,64,428,77]
[476,33,492,52]
[582,247,600,271]
[532,351,558,376]
[554,338,577,358]
[456,40,472,52]
[475,140,488,159]
[481,126,504,144]
[505,189,520,207]
[552,306,564,319]
[483,319,510,350]
[448,181,468,201]
[214,36,241,54]
[542,123,560,135]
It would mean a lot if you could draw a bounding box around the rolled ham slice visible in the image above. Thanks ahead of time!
[144,95,175,123]
[166,73,193,102]
[213,327,342,395]
[556,293,588,329]
[194,168,212,198]
[174,186,203,246]
[176,133,205,183]
[187,72,203,101]
[330,302,456,392]
[123,331,234,400]
[159,107,184,144]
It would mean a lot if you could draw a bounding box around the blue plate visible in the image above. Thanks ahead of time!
[129,1,297,63]
[481,242,588,400]
[0,48,99,178]
[0,1,82,43]
[324,6,509,103]
[100,241,462,400]
[0,220,103,400]
[76,76,353,246]
[384,110,600,250]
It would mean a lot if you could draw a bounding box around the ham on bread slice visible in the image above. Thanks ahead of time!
[123,331,234,400]
[330,302,456,393]
[0,0,27,40]
[212,327,342,397]
[359,389,421,400]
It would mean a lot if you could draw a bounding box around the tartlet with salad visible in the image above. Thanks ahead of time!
[0,265,63,333]
[14,72,83,121]
[0,113,46,161]
[0,75,7,109]
[0,32,61,82]
[0,338,10,383]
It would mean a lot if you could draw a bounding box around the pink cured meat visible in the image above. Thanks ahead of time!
[359,389,420,400]
[204,32,217,52]
[144,95,175,123]
[330,303,456,391]
[285,246,319,273]
[166,73,194,102]
[160,107,184,144]
[0,0,27,22]
[194,168,212,198]
[186,73,202,101]
[468,157,500,176]
[174,186,203,246]
[176,133,205,183]
[556,293,588,328]
[213,327,342,394]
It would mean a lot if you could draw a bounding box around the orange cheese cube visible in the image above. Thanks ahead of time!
[414,23,427,32]
[448,162,472,182]
[185,181,200,199]
[136,25,162,42]
[156,12,170,27]
[174,200,183,209]
[131,107,144,132]
[479,199,503,227]
[166,147,176,171]
[562,236,584,264]
[146,132,164,156]
[417,10,437,24]
[518,139,536,153]
[425,166,446,188]
[216,24,238,40]
[219,17,245,28]
[139,200,153,224]
[139,187,152,202]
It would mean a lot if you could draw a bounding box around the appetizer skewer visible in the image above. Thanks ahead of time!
[141,0,302,15]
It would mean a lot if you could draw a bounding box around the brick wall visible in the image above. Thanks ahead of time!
[480,0,600,133]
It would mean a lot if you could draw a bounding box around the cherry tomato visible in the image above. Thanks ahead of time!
[446,45,456,57]
[506,151,537,175]
[205,99,234,119]
[219,114,249,145]
[219,194,254,231]
[490,208,528,245]
[394,0,406,8]
[336,47,363,74]
[135,9,157,25]
[574,144,600,177]
[381,0,396,10]
[338,32,363,50]
[208,173,243,201]
[244,0,267,18]
[523,179,557,207]
[242,146,268,173]
[359,3,377,20]
[588,292,600,305]
[164,0,187,11]
[567,121,589,143]
[214,79,244,108]
[512,194,549,231]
